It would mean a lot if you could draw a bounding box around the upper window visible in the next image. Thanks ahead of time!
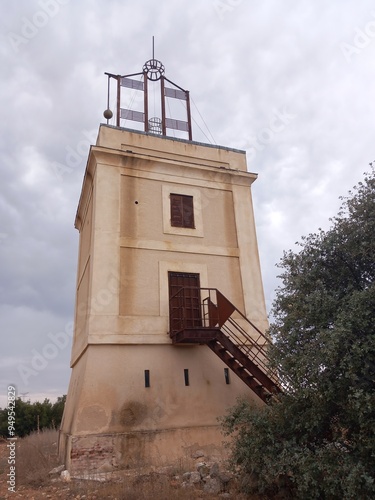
[162,185,203,237]
[170,194,195,229]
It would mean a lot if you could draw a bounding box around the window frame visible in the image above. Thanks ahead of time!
[162,185,204,237]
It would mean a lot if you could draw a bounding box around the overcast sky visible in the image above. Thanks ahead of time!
[1,0,374,408]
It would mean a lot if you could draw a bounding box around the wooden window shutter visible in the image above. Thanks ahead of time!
[170,194,195,228]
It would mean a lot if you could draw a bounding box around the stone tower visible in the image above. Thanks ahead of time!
[59,57,280,473]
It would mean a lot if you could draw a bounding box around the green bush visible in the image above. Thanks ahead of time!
[223,166,375,498]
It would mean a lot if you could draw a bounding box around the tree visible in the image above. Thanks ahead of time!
[0,395,66,438]
[50,395,66,428]
[222,166,375,498]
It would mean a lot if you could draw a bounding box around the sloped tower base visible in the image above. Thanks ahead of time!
[59,345,253,472]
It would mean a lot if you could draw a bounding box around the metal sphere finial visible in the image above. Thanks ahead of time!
[103,109,113,120]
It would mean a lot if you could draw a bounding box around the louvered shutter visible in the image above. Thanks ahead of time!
[170,194,195,228]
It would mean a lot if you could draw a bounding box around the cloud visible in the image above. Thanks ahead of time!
[1,0,374,407]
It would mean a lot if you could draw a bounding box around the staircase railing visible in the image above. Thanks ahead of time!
[169,287,279,385]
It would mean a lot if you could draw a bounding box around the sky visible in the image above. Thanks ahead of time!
[1,0,374,408]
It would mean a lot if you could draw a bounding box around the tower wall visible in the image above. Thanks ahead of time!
[59,125,268,472]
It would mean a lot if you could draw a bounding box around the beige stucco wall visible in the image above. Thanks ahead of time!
[61,343,257,471]
[60,125,269,471]
[96,124,248,172]
[70,344,252,435]
[120,175,238,248]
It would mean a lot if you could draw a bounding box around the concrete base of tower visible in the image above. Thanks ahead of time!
[59,425,230,474]
[58,344,261,473]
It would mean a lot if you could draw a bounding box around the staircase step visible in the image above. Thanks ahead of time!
[220,353,232,363]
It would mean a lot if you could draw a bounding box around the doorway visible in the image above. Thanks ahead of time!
[168,272,201,334]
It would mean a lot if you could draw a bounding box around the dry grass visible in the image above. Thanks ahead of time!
[0,437,8,476]
[17,428,59,486]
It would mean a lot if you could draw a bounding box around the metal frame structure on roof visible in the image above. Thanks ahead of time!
[104,53,192,140]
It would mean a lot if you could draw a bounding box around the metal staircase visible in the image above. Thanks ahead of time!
[169,287,282,403]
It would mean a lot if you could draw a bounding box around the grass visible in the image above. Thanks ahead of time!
[17,428,60,486]
[0,438,8,476]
